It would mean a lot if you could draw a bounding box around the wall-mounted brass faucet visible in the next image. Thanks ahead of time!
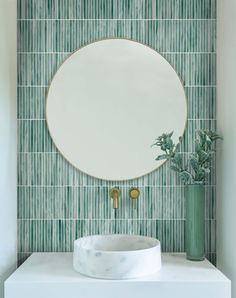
[109,187,120,209]
[129,187,140,209]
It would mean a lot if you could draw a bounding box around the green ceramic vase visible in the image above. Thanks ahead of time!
[185,184,205,261]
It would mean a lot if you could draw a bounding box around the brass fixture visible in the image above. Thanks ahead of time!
[129,187,140,209]
[109,187,120,209]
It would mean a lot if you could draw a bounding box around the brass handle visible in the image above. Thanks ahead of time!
[129,187,140,209]
[109,187,120,209]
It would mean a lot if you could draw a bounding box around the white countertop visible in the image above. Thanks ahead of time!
[5,253,231,298]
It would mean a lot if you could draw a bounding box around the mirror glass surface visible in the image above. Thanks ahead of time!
[46,39,187,180]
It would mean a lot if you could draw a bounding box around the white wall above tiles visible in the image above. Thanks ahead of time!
[217,0,236,297]
[0,0,17,297]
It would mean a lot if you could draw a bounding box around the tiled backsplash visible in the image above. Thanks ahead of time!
[17,0,216,265]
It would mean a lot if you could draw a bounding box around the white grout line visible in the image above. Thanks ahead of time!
[16,117,218,120]
[17,151,53,153]
[18,85,49,87]
[184,85,217,88]
[17,185,216,187]
[17,218,216,221]
[17,18,217,21]
[187,118,216,121]
[17,85,217,87]
[17,152,216,155]
[185,86,217,87]
[17,118,46,121]
[17,253,216,255]
[17,52,216,54]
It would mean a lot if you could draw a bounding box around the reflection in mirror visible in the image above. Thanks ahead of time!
[46,39,187,180]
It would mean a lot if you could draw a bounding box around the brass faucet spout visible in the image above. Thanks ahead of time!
[110,188,120,209]
[113,197,118,209]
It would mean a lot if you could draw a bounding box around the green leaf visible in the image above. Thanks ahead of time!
[195,139,201,152]
[194,167,206,182]
[165,137,174,150]
[153,129,222,185]
[198,150,211,164]
[170,165,180,172]
[179,171,192,183]
[189,155,199,173]
[171,154,182,167]
[155,154,169,161]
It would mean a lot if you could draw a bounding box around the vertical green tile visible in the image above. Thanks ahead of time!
[17,0,217,266]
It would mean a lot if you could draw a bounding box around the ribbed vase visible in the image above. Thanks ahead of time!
[185,184,205,261]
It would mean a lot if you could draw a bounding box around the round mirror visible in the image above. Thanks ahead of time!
[46,39,187,180]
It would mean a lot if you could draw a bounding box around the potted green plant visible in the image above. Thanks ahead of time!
[152,130,222,261]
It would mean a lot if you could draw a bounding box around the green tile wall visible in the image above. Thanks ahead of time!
[17,0,216,265]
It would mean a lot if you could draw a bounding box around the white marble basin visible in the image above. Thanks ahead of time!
[73,234,161,279]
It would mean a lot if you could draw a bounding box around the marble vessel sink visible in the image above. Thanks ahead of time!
[73,234,161,279]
